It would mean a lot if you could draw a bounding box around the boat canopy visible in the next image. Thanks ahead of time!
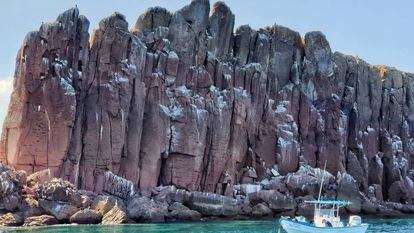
[305,200,351,205]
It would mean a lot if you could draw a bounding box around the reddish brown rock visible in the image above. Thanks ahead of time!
[208,1,234,61]
[0,8,88,177]
[1,1,414,216]
[336,173,362,213]
[0,213,23,226]
[295,196,317,217]
[19,195,45,218]
[102,205,132,225]
[285,165,332,197]
[70,209,102,224]
[251,203,272,217]
[186,191,239,217]
[39,199,79,221]
[23,215,58,226]
[91,195,125,216]
[102,171,135,199]
[34,178,82,206]
[127,196,168,223]
[248,190,296,213]
[0,164,24,212]
[26,169,51,187]
[167,209,202,221]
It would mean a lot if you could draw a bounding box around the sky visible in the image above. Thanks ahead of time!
[0,0,413,125]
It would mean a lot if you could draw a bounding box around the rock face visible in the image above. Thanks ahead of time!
[102,171,135,199]
[127,196,168,222]
[0,213,23,226]
[186,191,239,217]
[0,162,413,225]
[248,190,296,213]
[167,209,202,221]
[69,209,102,224]
[39,200,78,221]
[1,0,414,211]
[0,163,25,212]
[34,178,82,205]
[26,169,51,187]
[91,195,124,216]
[102,205,131,225]
[23,215,58,226]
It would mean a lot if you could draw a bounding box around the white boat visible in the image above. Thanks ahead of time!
[279,217,369,233]
[278,162,369,233]
[279,200,369,233]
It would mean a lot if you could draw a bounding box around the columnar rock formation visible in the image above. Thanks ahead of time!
[1,0,414,205]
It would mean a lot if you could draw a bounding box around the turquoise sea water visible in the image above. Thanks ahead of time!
[2,219,414,233]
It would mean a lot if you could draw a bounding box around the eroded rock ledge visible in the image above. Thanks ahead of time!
[1,164,413,227]
[1,0,414,219]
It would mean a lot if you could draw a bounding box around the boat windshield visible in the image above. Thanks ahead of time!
[316,208,334,217]
[304,199,349,227]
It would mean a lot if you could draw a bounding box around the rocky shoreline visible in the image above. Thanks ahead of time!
[2,0,414,228]
[1,163,413,227]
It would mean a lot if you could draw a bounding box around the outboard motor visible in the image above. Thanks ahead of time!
[349,215,362,226]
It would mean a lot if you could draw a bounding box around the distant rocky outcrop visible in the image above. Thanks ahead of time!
[1,0,414,216]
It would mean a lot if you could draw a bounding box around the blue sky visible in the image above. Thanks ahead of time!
[0,0,413,124]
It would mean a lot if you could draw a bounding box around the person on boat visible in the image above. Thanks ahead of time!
[322,219,333,227]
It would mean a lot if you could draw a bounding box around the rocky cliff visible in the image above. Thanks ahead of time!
[1,0,414,207]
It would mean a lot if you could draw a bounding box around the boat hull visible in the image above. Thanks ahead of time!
[279,219,368,233]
